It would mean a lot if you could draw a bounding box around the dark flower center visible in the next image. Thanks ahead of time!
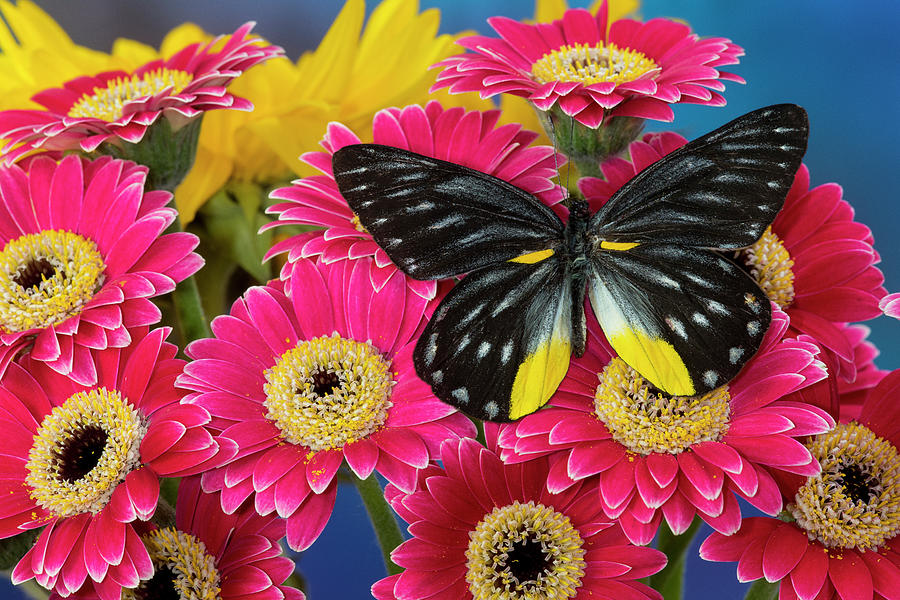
[12,257,57,289]
[54,424,108,483]
[839,463,876,503]
[133,565,180,600]
[310,368,341,397]
[502,535,547,587]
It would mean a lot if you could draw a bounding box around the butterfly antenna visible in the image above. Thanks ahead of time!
[546,112,570,208]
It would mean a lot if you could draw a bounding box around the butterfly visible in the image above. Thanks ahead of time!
[332,104,809,422]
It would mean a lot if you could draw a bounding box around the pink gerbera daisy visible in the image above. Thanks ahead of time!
[701,369,900,600]
[0,23,281,163]
[579,132,887,380]
[431,1,743,128]
[264,100,565,299]
[54,476,304,600]
[0,327,227,600]
[372,433,667,600]
[497,307,833,545]
[880,292,900,319]
[0,154,202,384]
[178,256,476,551]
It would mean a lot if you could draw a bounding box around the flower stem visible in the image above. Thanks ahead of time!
[354,475,404,575]
[744,579,780,600]
[165,212,212,345]
[648,517,702,600]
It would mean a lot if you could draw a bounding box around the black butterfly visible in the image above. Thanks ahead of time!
[332,104,809,422]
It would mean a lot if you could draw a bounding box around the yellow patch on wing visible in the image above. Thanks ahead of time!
[508,332,571,420]
[600,241,640,251]
[608,329,695,396]
[509,248,555,264]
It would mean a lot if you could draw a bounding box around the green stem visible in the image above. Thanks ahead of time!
[475,419,486,447]
[745,579,780,600]
[14,580,49,599]
[354,475,404,575]
[648,518,702,600]
[172,274,211,344]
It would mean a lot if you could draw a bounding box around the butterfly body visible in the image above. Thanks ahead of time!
[332,104,809,422]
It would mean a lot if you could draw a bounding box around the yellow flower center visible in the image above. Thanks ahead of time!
[531,42,659,86]
[466,500,586,600]
[263,332,394,452]
[594,358,731,455]
[736,226,795,309]
[0,230,105,333]
[788,422,900,551]
[122,528,221,600]
[350,213,369,234]
[26,388,147,518]
[68,68,194,122]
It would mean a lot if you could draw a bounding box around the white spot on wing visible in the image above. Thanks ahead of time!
[656,273,681,289]
[500,341,513,364]
[665,317,687,340]
[717,259,736,273]
[432,370,443,384]
[692,312,710,327]
[458,334,471,350]
[707,300,729,315]
[729,347,744,364]
[452,388,469,404]
[703,370,719,387]
[484,401,499,419]
[424,333,438,365]
[747,321,760,335]
[477,341,491,359]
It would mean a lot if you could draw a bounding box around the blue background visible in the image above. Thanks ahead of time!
[2,1,898,599]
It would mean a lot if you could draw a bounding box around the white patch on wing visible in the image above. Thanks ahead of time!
[424,333,438,365]
[746,321,760,335]
[692,312,710,327]
[729,347,744,364]
[484,401,499,420]
[500,341,513,364]
[703,370,719,387]
[451,388,469,404]
[707,300,729,315]
[666,317,688,340]
[432,370,443,384]
[477,341,491,359]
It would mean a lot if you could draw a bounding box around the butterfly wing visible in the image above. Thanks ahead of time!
[590,104,809,249]
[332,144,564,280]
[414,256,575,422]
[588,244,768,396]
[586,104,809,396]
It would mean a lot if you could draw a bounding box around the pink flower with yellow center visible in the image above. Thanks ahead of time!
[178,256,476,551]
[54,476,304,600]
[497,308,833,545]
[373,433,666,600]
[701,370,900,600]
[579,132,887,381]
[264,100,565,299]
[0,327,226,600]
[0,154,201,385]
[0,23,282,163]
[431,1,743,128]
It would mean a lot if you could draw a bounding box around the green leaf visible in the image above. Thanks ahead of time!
[0,528,40,570]
[649,518,702,600]
[745,579,780,600]
[197,187,273,284]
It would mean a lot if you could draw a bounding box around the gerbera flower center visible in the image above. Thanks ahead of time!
[788,422,900,551]
[0,230,105,333]
[25,388,147,518]
[594,358,731,455]
[263,332,394,452]
[735,226,795,308]
[68,68,194,122]
[466,500,586,600]
[531,42,659,86]
[122,528,221,600]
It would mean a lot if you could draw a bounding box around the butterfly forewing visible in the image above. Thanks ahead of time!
[587,244,770,397]
[413,257,575,422]
[333,144,564,280]
[590,104,809,249]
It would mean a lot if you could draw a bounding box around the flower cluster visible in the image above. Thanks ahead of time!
[0,2,895,600]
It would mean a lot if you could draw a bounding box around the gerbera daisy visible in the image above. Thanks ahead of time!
[579,132,887,380]
[0,154,201,384]
[432,1,743,130]
[372,434,666,600]
[178,256,476,551]
[701,369,900,600]
[53,476,304,600]
[497,307,833,545]
[0,327,227,599]
[0,23,281,188]
[880,292,900,319]
[264,100,565,299]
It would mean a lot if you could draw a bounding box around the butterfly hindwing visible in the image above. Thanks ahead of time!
[413,256,574,422]
[590,104,809,249]
[332,144,564,280]
[587,243,770,397]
